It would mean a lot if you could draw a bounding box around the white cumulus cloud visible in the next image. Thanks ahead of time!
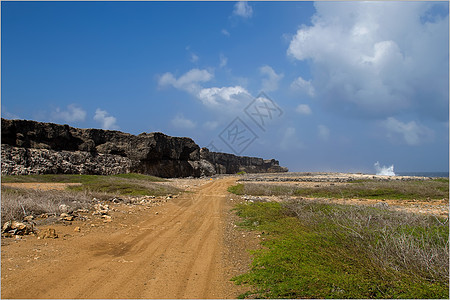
[296,104,312,115]
[260,65,284,92]
[197,86,250,109]
[158,68,213,94]
[52,104,86,123]
[158,68,250,111]
[291,76,315,97]
[94,108,119,130]
[287,2,449,120]
[233,1,253,18]
[381,117,434,146]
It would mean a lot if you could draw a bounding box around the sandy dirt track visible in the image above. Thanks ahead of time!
[1,177,250,299]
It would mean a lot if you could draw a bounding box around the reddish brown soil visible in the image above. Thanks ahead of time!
[1,178,257,299]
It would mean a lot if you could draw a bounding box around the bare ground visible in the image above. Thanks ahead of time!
[2,172,446,299]
[239,172,449,217]
[1,177,257,299]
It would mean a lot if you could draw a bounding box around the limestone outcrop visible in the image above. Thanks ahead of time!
[1,118,288,177]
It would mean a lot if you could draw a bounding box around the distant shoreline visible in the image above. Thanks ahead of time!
[395,171,449,178]
[248,171,449,178]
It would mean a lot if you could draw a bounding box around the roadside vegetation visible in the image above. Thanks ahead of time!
[232,200,449,299]
[1,173,176,196]
[1,187,91,223]
[228,178,449,200]
[1,173,179,224]
[1,173,166,183]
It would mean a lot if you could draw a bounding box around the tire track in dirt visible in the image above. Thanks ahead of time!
[1,177,243,299]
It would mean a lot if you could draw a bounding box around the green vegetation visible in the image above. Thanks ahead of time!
[1,173,176,197]
[1,173,166,183]
[1,174,180,222]
[237,171,247,175]
[228,183,245,194]
[228,178,449,200]
[232,200,449,299]
[112,173,166,182]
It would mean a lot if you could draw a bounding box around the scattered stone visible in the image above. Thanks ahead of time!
[74,227,81,232]
[12,221,27,231]
[63,216,74,221]
[2,221,35,236]
[110,197,123,203]
[37,228,58,239]
[93,203,109,215]
[23,215,34,222]
[2,221,12,232]
[59,204,71,213]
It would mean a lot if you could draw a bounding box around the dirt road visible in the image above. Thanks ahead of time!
[1,177,252,299]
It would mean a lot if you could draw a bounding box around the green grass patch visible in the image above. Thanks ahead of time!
[1,174,101,183]
[66,181,172,196]
[1,173,177,197]
[1,173,166,183]
[228,183,245,195]
[228,179,449,200]
[433,177,449,183]
[232,200,449,299]
[112,173,166,182]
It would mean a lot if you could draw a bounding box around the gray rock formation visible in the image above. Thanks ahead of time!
[200,148,288,174]
[1,118,288,177]
[1,144,132,175]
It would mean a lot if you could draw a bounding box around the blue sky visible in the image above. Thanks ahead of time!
[2,1,449,173]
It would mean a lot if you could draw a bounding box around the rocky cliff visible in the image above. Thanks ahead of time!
[1,118,288,177]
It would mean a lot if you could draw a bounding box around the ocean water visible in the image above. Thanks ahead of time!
[396,171,449,178]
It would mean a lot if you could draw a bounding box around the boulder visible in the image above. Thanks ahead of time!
[2,221,35,236]
[59,204,71,214]
[38,228,58,239]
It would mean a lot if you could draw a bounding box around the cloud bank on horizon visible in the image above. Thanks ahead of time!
[1,1,448,173]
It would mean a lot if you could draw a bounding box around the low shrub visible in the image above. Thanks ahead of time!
[1,187,91,224]
[232,200,449,299]
[229,179,449,200]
